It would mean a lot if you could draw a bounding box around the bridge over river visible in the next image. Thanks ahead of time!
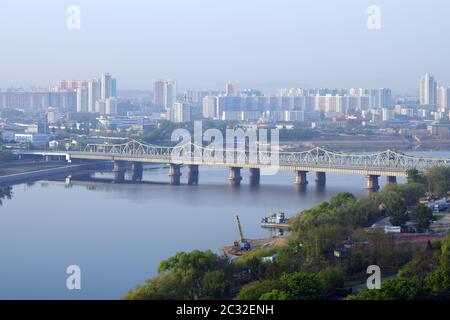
[19,140,450,190]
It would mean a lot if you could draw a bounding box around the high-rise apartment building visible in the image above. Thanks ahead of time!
[105,98,117,115]
[172,102,191,123]
[56,73,116,114]
[87,80,99,113]
[164,80,176,110]
[153,79,176,111]
[437,86,450,110]
[76,87,88,112]
[379,88,392,108]
[420,73,438,107]
[100,73,112,100]
[225,82,234,96]
[153,80,165,111]
[202,96,218,119]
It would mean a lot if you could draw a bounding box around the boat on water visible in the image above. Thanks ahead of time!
[260,210,290,229]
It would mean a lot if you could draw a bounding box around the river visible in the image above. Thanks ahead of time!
[0,151,448,299]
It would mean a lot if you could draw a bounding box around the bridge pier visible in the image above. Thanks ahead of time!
[188,165,199,185]
[113,160,126,183]
[249,168,260,186]
[315,172,326,186]
[131,162,143,182]
[228,167,242,186]
[168,164,182,185]
[387,176,397,185]
[366,175,380,191]
[294,170,308,186]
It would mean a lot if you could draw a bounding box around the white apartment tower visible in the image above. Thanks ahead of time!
[437,86,450,110]
[76,87,88,112]
[163,80,176,110]
[101,73,112,100]
[173,102,191,123]
[420,73,438,107]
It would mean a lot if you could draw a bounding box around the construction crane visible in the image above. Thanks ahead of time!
[235,215,251,251]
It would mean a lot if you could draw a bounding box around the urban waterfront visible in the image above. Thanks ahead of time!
[0,164,406,300]
[1,151,449,299]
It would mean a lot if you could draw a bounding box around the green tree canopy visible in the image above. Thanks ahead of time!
[278,272,326,300]
[406,169,427,186]
[235,280,279,300]
[349,278,427,300]
[381,191,408,226]
[412,204,434,232]
[125,250,232,300]
[426,166,450,197]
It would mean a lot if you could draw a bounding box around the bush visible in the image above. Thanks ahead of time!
[235,280,279,300]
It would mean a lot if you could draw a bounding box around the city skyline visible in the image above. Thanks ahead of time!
[1,0,450,92]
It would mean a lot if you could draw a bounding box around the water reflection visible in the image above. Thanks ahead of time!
[0,166,394,299]
[0,186,12,206]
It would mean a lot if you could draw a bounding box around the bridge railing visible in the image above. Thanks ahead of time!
[74,140,450,171]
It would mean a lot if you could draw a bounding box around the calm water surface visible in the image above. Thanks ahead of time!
[0,151,447,299]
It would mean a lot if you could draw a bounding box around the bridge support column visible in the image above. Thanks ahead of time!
[131,162,143,182]
[366,175,380,191]
[315,172,326,186]
[249,168,260,186]
[228,167,242,186]
[188,165,199,185]
[294,170,308,185]
[113,160,126,183]
[387,176,397,185]
[168,164,182,185]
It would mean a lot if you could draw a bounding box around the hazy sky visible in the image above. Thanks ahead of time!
[1,0,449,93]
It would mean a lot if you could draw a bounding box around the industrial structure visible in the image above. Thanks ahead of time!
[19,139,450,190]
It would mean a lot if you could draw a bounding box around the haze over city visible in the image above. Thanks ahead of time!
[1,0,450,92]
[2,0,450,307]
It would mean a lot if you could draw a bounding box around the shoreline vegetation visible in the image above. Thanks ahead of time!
[124,167,450,300]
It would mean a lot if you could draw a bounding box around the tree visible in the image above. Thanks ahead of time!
[412,204,434,232]
[407,169,427,186]
[329,192,357,208]
[157,250,231,300]
[384,183,425,206]
[0,186,12,206]
[0,133,14,163]
[278,272,326,300]
[381,191,408,226]
[349,278,427,300]
[426,166,450,197]
[259,289,290,300]
[398,250,440,282]
[315,266,345,297]
[201,271,228,299]
[124,272,187,300]
[423,237,450,298]
[235,280,279,300]
[125,250,232,300]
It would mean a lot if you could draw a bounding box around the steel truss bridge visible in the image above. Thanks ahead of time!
[24,139,450,177]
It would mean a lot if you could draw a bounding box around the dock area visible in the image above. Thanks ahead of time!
[223,236,287,256]
[260,222,290,229]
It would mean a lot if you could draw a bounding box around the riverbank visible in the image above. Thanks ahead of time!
[283,136,450,152]
[0,160,68,176]
[0,161,111,186]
